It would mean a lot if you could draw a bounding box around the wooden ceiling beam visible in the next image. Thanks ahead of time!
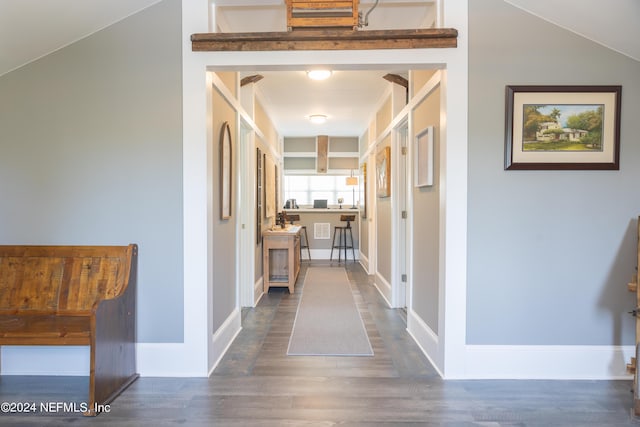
[240,74,264,86]
[191,28,457,52]
[383,73,408,89]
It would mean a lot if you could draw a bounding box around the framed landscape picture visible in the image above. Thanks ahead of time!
[504,85,621,170]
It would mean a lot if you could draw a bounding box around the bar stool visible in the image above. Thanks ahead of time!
[330,214,356,263]
[286,214,311,261]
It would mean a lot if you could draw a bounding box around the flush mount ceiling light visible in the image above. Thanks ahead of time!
[306,69,332,81]
[309,114,327,124]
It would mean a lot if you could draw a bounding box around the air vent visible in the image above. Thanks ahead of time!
[314,223,331,239]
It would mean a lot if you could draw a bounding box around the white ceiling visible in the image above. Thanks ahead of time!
[0,0,162,77]
[247,69,407,137]
[0,0,637,138]
[504,0,640,62]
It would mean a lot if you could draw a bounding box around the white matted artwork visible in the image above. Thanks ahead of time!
[414,126,434,187]
[264,154,275,218]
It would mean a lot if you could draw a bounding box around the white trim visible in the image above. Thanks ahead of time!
[406,309,444,378]
[438,0,469,379]
[463,345,635,380]
[391,118,408,308]
[210,72,279,163]
[307,248,359,261]
[183,0,469,379]
[283,151,316,158]
[284,169,355,175]
[374,271,392,307]
[0,347,89,376]
[363,84,394,149]
[183,1,215,377]
[358,251,370,273]
[138,343,205,377]
[404,307,635,381]
[208,307,242,376]
[254,276,264,305]
[328,152,360,158]
[0,341,225,377]
[239,121,257,308]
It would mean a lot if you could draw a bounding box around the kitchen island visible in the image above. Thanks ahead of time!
[281,208,359,260]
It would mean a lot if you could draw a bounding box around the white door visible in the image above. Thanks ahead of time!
[393,122,410,309]
[397,122,409,308]
[238,121,256,307]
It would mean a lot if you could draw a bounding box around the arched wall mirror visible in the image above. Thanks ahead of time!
[220,121,232,220]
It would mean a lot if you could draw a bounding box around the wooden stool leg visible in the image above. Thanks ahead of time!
[348,227,355,261]
[302,227,311,260]
[330,226,338,260]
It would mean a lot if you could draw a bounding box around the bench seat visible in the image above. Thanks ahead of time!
[0,314,91,344]
[0,244,138,415]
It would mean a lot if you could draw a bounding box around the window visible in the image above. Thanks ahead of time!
[283,175,355,206]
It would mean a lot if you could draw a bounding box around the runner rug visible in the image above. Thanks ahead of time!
[287,267,373,356]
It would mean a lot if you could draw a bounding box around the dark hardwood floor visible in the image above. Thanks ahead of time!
[1,261,638,425]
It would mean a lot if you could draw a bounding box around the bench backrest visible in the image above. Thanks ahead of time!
[0,245,136,312]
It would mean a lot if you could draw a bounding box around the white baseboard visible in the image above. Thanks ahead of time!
[406,309,443,376]
[4,314,631,380]
[137,342,205,377]
[208,307,242,376]
[0,343,208,377]
[404,310,634,380]
[254,277,264,305]
[374,271,392,307]
[1,309,243,378]
[307,249,359,261]
[0,346,89,376]
[358,252,369,273]
[463,344,635,380]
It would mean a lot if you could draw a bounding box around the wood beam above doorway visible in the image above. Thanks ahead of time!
[191,28,457,52]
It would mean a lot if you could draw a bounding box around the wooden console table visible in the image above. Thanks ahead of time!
[263,225,301,293]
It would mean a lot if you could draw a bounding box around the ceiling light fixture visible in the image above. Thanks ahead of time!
[309,114,327,124]
[306,70,332,81]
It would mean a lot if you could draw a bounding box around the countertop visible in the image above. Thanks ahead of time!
[263,224,301,235]
[282,208,359,213]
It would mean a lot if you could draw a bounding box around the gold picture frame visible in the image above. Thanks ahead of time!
[376,146,390,198]
[360,162,367,218]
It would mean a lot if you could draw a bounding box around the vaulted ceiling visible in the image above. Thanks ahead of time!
[1,0,637,137]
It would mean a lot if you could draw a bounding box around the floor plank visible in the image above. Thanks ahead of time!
[0,261,637,425]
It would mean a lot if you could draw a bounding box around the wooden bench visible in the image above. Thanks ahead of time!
[0,244,138,415]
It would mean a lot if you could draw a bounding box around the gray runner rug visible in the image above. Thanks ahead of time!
[287,267,373,356]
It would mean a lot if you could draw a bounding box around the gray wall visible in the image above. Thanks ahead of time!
[411,86,441,333]
[468,0,640,345]
[0,0,184,343]
[212,87,238,331]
